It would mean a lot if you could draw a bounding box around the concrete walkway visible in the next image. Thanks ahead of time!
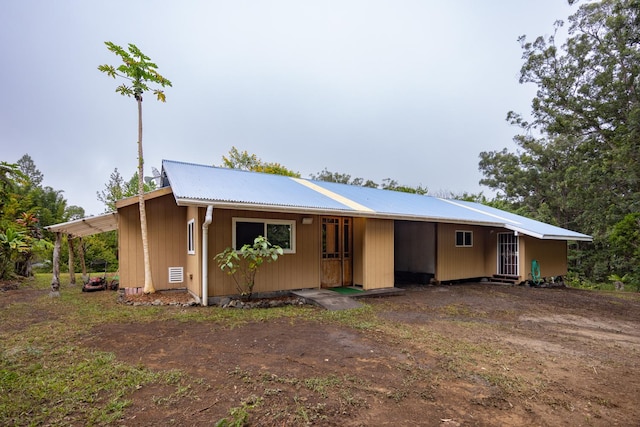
[292,287,405,311]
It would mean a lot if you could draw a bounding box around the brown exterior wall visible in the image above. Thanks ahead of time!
[184,206,202,298]
[353,218,394,290]
[484,229,499,276]
[436,223,491,282]
[207,209,321,297]
[118,193,187,290]
[520,236,568,280]
[118,191,571,296]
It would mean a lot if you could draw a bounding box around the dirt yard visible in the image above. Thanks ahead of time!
[4,283,640,426]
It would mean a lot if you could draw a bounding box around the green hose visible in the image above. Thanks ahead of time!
[531,259,542,285]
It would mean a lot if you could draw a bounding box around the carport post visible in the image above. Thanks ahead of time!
[50,232,61,297]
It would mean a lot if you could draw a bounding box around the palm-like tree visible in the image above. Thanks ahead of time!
[99,42,172,294]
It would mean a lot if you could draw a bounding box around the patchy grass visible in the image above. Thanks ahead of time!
[0,274,316,425]
[3,274,639,425]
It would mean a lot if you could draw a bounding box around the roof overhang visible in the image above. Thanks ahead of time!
[45,212,118,238]
[172,198,514,229]
[505,224,593,242]
[174,198,593,241]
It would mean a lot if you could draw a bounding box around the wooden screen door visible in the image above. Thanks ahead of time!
[321,217,352,287]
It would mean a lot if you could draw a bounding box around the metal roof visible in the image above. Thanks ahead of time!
[162,160,592,241]
[45,212,118,237]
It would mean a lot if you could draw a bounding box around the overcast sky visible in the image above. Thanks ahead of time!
[1,1,575,217]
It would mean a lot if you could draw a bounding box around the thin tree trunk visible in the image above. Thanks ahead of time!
[78,237,87,283]
[50,232,61,296]
[137,95,155,294]
[68,235,76,285]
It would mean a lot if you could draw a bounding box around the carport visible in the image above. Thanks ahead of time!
[44,212,118,294]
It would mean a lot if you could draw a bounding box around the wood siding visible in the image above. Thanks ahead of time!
[520,236,568,279]
[353,218,394,290]
[436,223,490,282]
[118,193,187,290]
[207,209,321,297]
[118,192,571,296]
[184,206,202,297]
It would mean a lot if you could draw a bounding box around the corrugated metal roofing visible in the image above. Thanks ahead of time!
[45,212,118,237]
[162,160,592,241]
[162,160,355,211]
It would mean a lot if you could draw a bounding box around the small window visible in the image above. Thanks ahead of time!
[232,218,296,253]
[455,230,473,247]
[187,219,195,254]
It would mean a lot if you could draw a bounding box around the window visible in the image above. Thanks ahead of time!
[232,218,296,253]
[187,219,195,254]
[455,230,473,247]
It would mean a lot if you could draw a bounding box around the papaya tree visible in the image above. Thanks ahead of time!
[98,42,172,294]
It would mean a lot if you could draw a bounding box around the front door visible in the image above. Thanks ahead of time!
[321,217,352,287]
[497,232,519,276]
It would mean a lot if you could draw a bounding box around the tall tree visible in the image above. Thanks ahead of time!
[99,42,172,294]
[97,168,157,212]
[16,154,43,188]
[479,0,640,281]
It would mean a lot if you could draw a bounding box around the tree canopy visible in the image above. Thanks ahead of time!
[220,147,301,177]
[219,148,429,194]
[478,0,640,283]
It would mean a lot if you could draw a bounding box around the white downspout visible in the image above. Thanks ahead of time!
[201,205,214,306]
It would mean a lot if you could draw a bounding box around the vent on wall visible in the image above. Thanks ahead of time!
[168,267,184,283]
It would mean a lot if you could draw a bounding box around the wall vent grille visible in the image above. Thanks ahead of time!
[168,267,184,283]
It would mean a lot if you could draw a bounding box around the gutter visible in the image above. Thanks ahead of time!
[201,205,214,306]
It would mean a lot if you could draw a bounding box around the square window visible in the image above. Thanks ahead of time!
[267,223,292,249]
[235,221,264,249]
[455,230,473,247]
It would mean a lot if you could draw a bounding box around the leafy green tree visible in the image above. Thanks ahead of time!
[0,162,25,214]
[380,178,428,195]
[221,147,301,177]
[14,212,51,277]
[478,0,640,282]
[609,213,640,290]
[99,41,172,294]
[97,168,157,212]
[215,236,283,299]
[310,168,427,194]
[96,168,125,212]
[0,228,28,279]
[310,168,378,187]
[16,154,43,188]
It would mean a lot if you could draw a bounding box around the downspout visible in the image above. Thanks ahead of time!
[201,205,214,306]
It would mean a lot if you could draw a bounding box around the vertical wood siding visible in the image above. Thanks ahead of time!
[436,223,490,281]
[207,209,321,297]
[520,236,568,279]
[118,194,187,290]
[184,206,202,297]
[354,218,394,290]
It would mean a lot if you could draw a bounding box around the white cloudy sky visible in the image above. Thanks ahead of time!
[1,1,574,216]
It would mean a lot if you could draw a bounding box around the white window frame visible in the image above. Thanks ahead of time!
[232,217,296,254]
[455,230,473,247]
[187,219,195,254]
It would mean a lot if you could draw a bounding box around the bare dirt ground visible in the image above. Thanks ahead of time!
[6,283,640,426]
